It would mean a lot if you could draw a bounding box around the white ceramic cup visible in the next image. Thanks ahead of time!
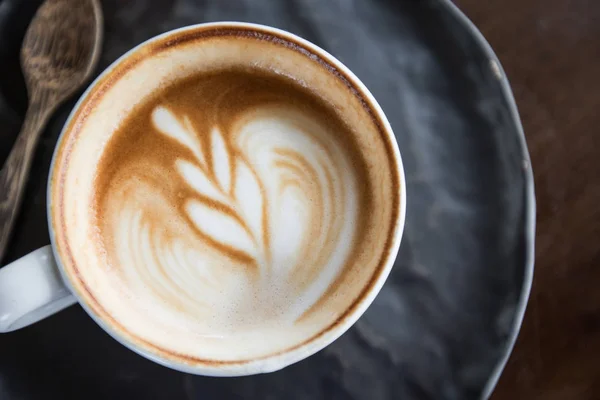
[0,22,406,376]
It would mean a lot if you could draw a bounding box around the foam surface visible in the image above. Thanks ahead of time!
[50,26,401,365]
[95,70,363,334]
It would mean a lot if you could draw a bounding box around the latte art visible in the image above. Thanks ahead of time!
[95,69,367,331]
[51,25,402,368]
[152,106,272,267]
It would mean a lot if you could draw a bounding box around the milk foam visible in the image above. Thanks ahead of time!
[102,104,359,331]
[51,26,400,365]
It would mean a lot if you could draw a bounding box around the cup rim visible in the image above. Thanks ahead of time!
[46,21,407,376]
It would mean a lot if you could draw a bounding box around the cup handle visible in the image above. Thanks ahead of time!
[0,245,76,332]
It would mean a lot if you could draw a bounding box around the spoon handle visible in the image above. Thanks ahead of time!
[0,102,50,263]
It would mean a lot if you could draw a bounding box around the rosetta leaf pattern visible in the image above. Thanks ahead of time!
[152,106,266,264]
[152,106,205,167]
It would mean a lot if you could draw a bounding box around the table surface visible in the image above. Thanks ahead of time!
[456,0,600,398]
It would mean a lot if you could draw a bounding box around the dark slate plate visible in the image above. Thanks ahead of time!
[0,0,535,399]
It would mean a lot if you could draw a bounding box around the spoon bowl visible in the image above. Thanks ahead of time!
[21,0,102,99]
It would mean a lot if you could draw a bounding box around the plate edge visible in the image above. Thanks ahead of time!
[435,1,537,398]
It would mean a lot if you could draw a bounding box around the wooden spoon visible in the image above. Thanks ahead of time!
[0,0,103,262]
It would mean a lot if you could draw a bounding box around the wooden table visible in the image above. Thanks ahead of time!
[455,0,600,398]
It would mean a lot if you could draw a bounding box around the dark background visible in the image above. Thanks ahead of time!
[456,0,600,399]
[0,0,597,398]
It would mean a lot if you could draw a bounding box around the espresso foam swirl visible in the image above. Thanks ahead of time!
[95,70,366,331]
[102,105,358,327]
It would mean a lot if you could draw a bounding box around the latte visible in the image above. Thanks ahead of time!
[50,24,403,369]
[95,68,367,329]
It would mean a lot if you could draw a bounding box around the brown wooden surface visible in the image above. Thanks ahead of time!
[455,0,600,398]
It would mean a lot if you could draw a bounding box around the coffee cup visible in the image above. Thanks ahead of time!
[0,22,406,376]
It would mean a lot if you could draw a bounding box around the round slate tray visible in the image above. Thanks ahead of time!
[0,0,535,399]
